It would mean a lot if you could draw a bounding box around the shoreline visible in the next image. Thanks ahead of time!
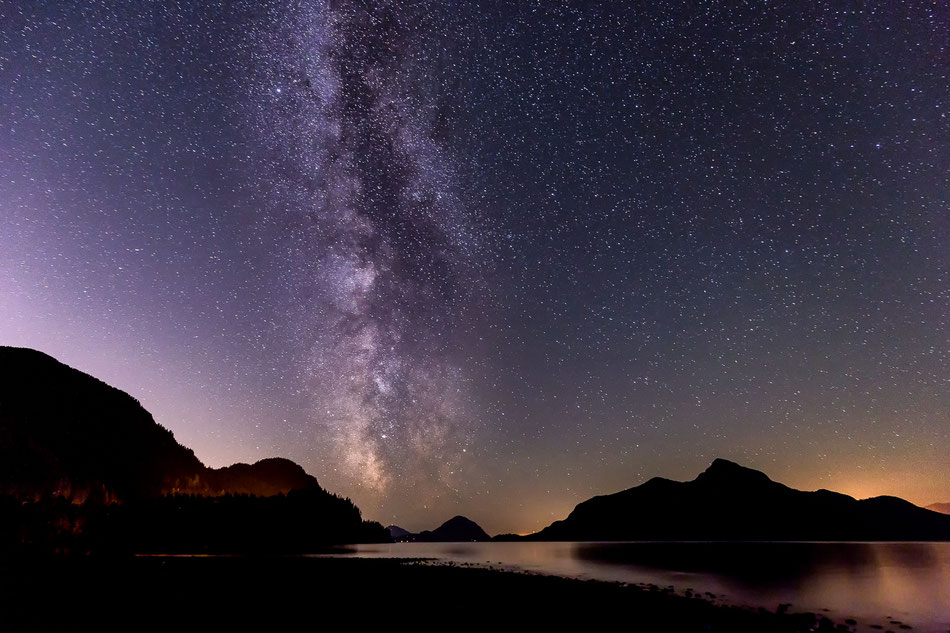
[1,555,882,632]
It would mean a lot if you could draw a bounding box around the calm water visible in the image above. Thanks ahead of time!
[340,541,950,632]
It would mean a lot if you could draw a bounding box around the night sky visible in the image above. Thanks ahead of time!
[1,1,948,534]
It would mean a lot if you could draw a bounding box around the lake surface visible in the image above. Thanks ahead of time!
[339,541,950,632]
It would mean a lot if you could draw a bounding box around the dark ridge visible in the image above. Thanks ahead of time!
[202,458,320,497]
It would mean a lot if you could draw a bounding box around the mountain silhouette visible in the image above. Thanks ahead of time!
[0,347,330,501]
[927,502,950,515]
[396,515,490,542]
[527,458,950,541]
[0,346,388,553]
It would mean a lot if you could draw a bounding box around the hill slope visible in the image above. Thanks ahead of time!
[0,347,204,501]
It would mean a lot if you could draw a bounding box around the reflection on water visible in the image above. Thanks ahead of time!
[344,541,950,632]
[577,541,941,588]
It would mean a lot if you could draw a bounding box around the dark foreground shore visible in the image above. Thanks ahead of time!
[2,555,861,632]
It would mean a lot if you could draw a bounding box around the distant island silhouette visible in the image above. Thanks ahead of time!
[0,346,387,555]
[502,458,950,541]
[392,515,490,542]
[926,502,950,515]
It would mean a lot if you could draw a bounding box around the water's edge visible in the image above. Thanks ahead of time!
[331,541,950,633]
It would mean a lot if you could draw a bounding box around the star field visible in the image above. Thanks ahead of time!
[1,1,948,533]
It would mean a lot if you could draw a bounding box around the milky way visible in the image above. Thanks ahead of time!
[246,1,483,497]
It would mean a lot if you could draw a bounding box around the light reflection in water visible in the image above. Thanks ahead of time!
[342,541,950,632]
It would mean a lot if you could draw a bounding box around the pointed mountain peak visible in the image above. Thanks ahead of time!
[441,515,478,527]
[695,458,773,486]
[423,515,490,541]
[707,457,744,471]
[387,525,411,539]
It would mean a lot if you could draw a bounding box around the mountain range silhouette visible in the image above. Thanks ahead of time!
[518,458,950,541]
[3,346,949,549]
